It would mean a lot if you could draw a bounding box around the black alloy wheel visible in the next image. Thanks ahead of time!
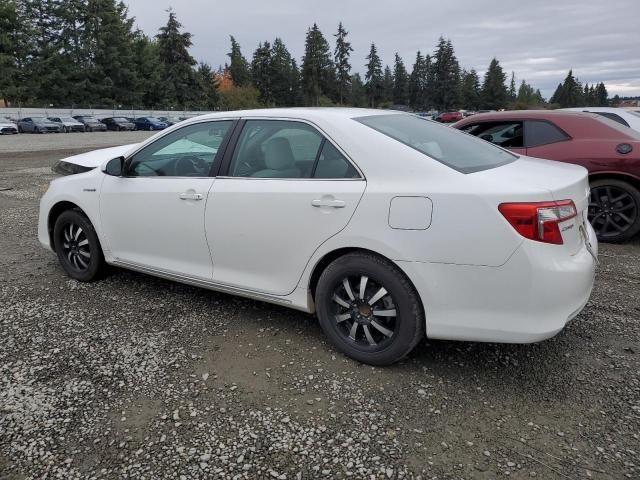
[316,252,424,366]
[53,210,105,281]
[588,179,640,243]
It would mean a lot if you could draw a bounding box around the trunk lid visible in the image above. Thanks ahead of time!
[479,155,590,254]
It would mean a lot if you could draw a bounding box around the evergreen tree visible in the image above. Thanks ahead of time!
[557,70,583,107]
[481,58,508,110]
[333,22,352,105]
[382,65,394,104]
[408,51,428,110]
[0,0,18,106]
[195,62,219,109]
[595,82,608,106]
[132,33,164,107]
[156,9,197,108]
[549,83,563,104]
[431,37,461,110]
[227,35,250,86]
[251,40,273,105]
[350,72,366,107]
[392,53,408,105]
[508,72,516,102]
[364,43,383,107]
[271,38,299,106]
[301,23,334,106]
[460,69,481,110]
[515,79,542,106]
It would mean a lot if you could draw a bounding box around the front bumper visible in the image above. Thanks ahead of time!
[397,223,597,344]
[1,126,18,134]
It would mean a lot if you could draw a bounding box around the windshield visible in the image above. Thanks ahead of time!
[355,114,517,173]
[147,117,161,122]
[112,117,129,122]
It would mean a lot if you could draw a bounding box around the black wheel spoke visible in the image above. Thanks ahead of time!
[60,222,91,272]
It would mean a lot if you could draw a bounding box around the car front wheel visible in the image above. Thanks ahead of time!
[53,210,105,282]
[315,252,425,366]
[589,178,640,243]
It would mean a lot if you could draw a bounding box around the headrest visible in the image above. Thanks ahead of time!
[264,137,295,170]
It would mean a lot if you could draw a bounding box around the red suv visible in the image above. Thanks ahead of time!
[436,111,464,123]
[453,110,640,243]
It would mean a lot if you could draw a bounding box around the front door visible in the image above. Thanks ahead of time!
[205,119,366,295]
[100,120,234,279]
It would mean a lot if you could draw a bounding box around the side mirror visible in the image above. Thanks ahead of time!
[103,156,125,176]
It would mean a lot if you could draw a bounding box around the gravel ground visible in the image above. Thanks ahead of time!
[0,135,639,479]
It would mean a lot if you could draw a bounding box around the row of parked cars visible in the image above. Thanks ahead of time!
[0,115,190,134]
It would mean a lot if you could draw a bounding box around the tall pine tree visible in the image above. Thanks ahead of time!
[156,10,197,108]
[251,41,273,105]
[227,35,250,87]
[301,23,334,106]
[271,38,299,106]
[431,38,461,111]
[481,58,508,110]
[364,43,383,107]
[392,53,408,106]
[333,22,352,105]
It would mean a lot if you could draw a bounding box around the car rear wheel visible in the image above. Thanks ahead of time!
[589,178,640,243]
[148,125,153,131]
[315,252,425,366]
[53,210,105,282]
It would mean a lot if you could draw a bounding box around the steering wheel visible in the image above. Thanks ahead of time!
[481,134,494,142]
[174,156,208,176]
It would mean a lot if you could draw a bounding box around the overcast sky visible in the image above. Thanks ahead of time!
[124,0,640,99]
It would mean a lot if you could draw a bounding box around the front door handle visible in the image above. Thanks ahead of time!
[311,198,346,208]
[179,192,203,201]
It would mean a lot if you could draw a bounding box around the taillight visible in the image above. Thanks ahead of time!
[498,200,577,245]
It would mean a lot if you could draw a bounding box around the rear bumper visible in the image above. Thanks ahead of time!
[398,224,597,343]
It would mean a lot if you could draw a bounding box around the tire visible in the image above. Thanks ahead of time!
[589,178,640,243]
[64,126,69,133]
[315,252,425,366]
[53,209,105,282]
[148,125,153,131]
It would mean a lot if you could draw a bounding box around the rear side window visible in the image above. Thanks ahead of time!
[313,141,359,179]
[525,120,570,147]
[356,114,516,174]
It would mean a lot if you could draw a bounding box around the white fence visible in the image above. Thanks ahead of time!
[0,107,215,120]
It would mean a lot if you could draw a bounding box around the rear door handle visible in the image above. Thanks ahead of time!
[311,198,346,208]
[179,192,203,201]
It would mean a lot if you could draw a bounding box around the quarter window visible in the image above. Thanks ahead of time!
[313,141,359,178]
[127,121,232,177]
[525,120,569,147]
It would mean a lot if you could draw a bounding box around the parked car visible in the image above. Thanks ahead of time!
[135,117,168,131]
[158,116,183,126]
[0,116,18,134]
[73,115,107,132]
[17,117,63,133]
[453,110,640,243]
[48,116,86,133]
[101,117,136,131]
[562,107,640,132]
[39,109,597,365]
[436,111,463,123]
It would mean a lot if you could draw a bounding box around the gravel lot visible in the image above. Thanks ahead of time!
[1,134,639,479]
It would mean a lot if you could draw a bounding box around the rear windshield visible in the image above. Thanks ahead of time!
[355,114,516,173]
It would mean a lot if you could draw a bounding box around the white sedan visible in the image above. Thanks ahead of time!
[562,107,640,132]
[38,109,598,365]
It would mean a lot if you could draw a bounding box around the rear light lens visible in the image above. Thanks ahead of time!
[498,200,577,245]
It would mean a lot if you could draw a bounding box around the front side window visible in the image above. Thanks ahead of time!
[462,121,524,148]
[127,121,232,177]
[357,114,517,173]
[525,120,570,147]
[228,120,323,178]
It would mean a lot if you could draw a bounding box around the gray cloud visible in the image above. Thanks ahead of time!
[124,0,640,98]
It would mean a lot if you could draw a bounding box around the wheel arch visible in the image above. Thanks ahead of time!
[589,172,640,190]
[308,247,425,316]
[47,201,92,249]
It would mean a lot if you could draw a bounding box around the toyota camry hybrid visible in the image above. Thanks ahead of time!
[38,108,598,365]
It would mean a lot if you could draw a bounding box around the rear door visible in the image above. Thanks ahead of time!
[205,119,366,295]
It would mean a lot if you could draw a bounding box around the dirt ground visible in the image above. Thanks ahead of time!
[0,134,639,479]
